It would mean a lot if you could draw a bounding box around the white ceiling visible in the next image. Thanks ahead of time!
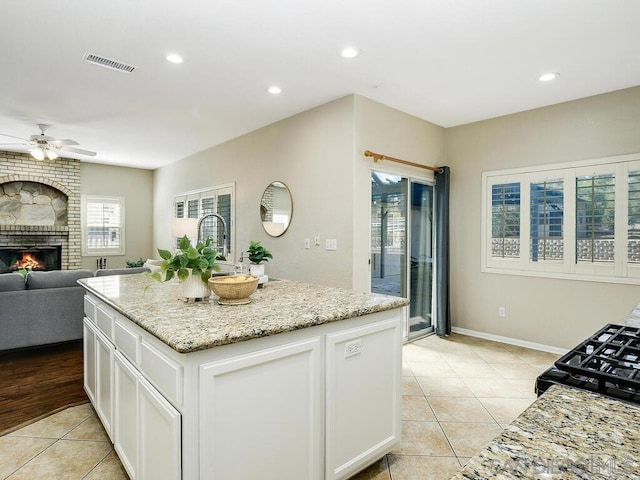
[1,0,639,170]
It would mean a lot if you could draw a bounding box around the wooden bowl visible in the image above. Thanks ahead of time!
[208,274,259,305]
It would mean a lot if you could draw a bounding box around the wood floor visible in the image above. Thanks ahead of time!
[0,340,88,435]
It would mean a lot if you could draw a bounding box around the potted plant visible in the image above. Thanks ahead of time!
[247,240,272,277]
[149,235,221,300]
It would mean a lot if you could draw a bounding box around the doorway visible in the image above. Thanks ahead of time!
[370,171,434,340]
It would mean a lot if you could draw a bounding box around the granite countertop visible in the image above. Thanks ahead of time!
[79,275,408,354]
[451,384,640,480]
[624,303,640,327]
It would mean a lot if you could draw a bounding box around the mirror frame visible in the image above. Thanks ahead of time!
[260,181,293,237]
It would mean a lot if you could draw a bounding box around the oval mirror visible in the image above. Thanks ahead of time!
[260,181,293,237]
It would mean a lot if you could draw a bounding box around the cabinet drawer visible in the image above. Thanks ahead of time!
[140,340,183,407]
[84,296,97,323]
[115,318,141,365]
[96,304,114,340]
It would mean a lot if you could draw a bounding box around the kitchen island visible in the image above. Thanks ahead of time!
[79,274,408,480]
[451,384,640,479]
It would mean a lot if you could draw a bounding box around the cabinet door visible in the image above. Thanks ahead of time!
[325,317,402,480]
[95,329,114,440]
[83,319,97,405]
[199,338,322,480]
[138,377,181,480]
[114,351,140,480]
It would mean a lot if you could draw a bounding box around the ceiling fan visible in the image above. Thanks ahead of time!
[0,124,97,160]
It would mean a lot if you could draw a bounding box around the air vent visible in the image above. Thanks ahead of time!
[82,52,136,73]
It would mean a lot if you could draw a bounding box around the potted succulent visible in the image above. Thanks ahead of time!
[247,240,273,277]
[149,235,221,300]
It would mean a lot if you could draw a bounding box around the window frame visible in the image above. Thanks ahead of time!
[173,183,235,265]
[481,152,640,285]
[81,195,126,256]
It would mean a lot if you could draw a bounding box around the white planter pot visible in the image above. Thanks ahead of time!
[181,269,210,300]
[249,264,265,277]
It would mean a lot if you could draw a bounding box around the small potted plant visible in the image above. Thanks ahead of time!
[247,240,272,277]
[149,235,221,300]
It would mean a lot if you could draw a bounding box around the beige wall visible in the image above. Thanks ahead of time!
[352,96,446,291]
[80,163,154,270]
[153,96,356,288]
[153,95,446,290]
[151,87,640,349]
[446,86,640,349]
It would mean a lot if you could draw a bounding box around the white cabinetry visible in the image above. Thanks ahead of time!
[84,296,181,480]
[325,318,402,480]
[138,376,182,479]
[95,326,114,439]
[114,350,139,478]
[83,319,96,404]
[199,338,322,479]
[83,293,403,480]
[83,318,114,440]
[114,351,182,480]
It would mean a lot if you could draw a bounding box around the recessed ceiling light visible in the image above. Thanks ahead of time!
[267,85,282,95]
[538,72,559,82]
[166,54,184,64]
[339,47,362,59]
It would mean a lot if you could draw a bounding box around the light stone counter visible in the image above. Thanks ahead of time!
[624,303,640,327]
[79,274,409,353]
[451,384,640,480]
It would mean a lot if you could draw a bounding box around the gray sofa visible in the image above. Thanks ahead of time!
[0,267,150,352]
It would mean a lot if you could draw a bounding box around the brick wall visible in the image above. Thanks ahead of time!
[0,150,81,270]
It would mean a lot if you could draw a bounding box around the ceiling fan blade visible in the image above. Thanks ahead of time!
[0,142,29,146]
[0,133,29,141]
[61,146,97,157]
[51,139,79,146]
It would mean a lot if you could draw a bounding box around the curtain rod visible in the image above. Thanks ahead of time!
[364,150,443,174]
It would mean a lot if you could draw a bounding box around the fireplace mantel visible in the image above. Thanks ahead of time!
[0,150,81,270]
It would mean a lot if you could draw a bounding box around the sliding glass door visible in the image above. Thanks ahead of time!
[371,171,434,340]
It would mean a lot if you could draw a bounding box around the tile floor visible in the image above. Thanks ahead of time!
[0,333,559,480]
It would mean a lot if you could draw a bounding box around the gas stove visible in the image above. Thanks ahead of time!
[535,323,640,404]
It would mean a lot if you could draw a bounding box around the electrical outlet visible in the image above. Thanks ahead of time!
[498,307,506,317]
[344,339,362,358]
[304,238,310,249]
[326,239,337,251]
[314,234,320,246]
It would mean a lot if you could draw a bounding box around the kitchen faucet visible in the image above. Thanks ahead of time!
[197,213,227,258]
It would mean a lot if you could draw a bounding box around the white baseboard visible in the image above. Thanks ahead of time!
[451,326,568,355]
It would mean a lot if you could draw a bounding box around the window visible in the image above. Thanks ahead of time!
[82,196,125,255]
[482,153,640,284]
[491,182,520,258]
[530,178,563,262]
[174,183,234,262]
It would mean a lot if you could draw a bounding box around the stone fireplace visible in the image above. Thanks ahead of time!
[0,150,81,270]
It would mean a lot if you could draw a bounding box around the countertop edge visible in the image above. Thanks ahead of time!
[79,276,409,353]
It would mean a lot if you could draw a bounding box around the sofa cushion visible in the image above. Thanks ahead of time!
[0,272,26,292]
[26,269,94,290]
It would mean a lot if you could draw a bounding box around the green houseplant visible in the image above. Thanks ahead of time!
[247,240,273,265]
[149,235,221,299]
[247,240,272,277]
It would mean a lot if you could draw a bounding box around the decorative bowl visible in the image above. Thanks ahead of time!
[208,274,259,305]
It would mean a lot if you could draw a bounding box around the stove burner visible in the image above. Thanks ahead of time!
[537,324,640,404]
[554,324,640,391]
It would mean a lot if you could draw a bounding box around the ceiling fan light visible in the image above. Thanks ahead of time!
[46,149,58,160]
[31,148,45,160]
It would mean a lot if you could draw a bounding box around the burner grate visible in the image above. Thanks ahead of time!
[555,324,640,392]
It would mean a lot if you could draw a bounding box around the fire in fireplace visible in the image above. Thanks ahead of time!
[0,246,62,274]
